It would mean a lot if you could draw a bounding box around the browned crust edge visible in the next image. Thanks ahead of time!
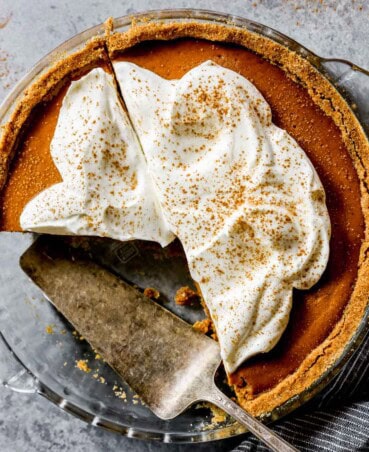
[0,37,109,194]
[109,21,369,416]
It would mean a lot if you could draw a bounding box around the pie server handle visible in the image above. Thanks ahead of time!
[204,382,299,452]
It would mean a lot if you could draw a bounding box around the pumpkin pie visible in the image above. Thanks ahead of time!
[1,19,369,419]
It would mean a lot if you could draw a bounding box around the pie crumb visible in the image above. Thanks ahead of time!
[193,317,218,340]
[193,318,212,334]
[72,330,84,341]
[143,287,160,300]
[209,404,227,424]
[196,402,227,426]
[75,359,91,373]
[175,286,200,306]
[113,386,127,400]
[45,324,54,334]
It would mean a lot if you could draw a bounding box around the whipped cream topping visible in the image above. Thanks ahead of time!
[113,61,330,373]
[20,68,174,247]
[22,61,330,373]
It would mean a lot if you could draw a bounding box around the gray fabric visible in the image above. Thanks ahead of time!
[232,329,369,451]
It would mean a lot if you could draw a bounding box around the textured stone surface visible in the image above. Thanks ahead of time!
[0,1,368,451]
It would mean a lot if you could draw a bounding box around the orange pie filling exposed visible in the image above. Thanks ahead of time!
[0,41,112,231]
[0,25,368,415]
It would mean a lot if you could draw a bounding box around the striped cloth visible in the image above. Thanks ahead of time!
[232,329,369,451]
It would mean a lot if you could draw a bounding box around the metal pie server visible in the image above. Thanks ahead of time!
[20,238,297,452]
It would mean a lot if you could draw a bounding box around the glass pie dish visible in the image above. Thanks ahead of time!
[1,8,369,444]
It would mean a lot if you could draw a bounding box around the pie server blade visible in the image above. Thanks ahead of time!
[19,237,297,452]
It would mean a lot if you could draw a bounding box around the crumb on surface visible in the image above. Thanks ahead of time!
[72,330,85,341]
[75,359,91,373]
[193,318,212,334]
[113,386,127,400]
[93,373,106,384]
[193,317,218,340]
[195,402,227,426]
[174,286,200,306]
[209,404,227,424]
[45,324,54,334]
[143,287,160,300]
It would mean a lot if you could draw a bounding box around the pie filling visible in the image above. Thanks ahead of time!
[0,38,364,404]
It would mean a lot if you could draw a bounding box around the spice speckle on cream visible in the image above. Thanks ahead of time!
[20,68,174,246]
[21,61,331,373]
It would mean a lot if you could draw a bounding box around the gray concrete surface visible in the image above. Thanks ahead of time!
[0,0,368,451]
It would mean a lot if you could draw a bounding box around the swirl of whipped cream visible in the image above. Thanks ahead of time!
[113,60,330,373]
[22,61,330,373]
[20,68,174,246]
